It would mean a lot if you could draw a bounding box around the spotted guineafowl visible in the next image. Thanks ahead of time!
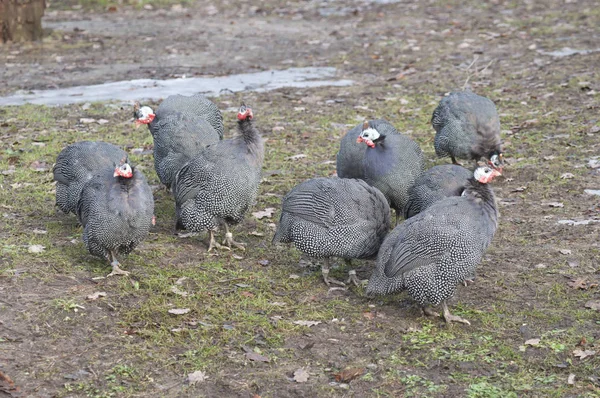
[53,141,127,214]
[336,119,400,179]
[76,160,155,277]
[432,90,504,169]
[356,119,425,223]
[404,164,472,219]
[173,104,264,251]
[366,166,501,325]
[134,95,223,190]
[273,177,391,286]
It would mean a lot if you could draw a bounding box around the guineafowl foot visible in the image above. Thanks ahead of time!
[222,232,246,251]
[346,270,367,287]
[321,259,346,286]
[451,157,463,166]
[442,301,471,325]
[107,261,130,277]
[463,278,475,287]
[422,306,440,318]
[208,231,230,252]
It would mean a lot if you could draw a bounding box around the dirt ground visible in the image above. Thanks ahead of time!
[1,0,599,397]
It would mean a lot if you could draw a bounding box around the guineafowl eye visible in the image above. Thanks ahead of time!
[360,127,380,141]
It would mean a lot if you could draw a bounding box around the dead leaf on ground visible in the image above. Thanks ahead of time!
[573,349,596,360]
[334,367,365,383]
[547,202,564,208]
[27,244,45,254]
[286,154,307,161]
[584,300,600,311]
[170,285,189,297]
[186,370,207,385]
[568,278,597,290]
[241,291,254,298]
[86,292,107,301]
[560,173,574,179]
[29,160,49,172]
[363,312,375,320]
[168,308,190,315]
[293,368,310,383]
[511,186,528,192]
[567,373,575,385]
[245,351,270,362]
[0,370,21,396]
[293,320,322,327]
[79,118,96,124]
[252,208,275,219]
[525,338,541,346]
[559,249,572,255]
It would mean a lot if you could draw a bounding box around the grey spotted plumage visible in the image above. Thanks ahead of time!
[366,167,500,324]
[173,104,264,251]
[357,119,425,222]
[273,177,391,286]
[432,90,503,167]
[136,94,223,190]
[404,164,472,219]
[76,164,154,276]
[53,141,127,214]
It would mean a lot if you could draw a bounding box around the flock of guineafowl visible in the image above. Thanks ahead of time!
[53,89,504,325]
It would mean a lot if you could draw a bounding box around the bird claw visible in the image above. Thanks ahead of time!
[346,271,367,287]
[107,262,130,277]
[443,313,471,325]
[222,232,246,251]
[208,239,230,252]
[323,274,346,287]
[463,278,475,287]
[422,306,440,318]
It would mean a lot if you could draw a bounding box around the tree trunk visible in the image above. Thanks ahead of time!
[1,0,46,43]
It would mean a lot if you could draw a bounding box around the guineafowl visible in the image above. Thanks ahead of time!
[404,164,472,219]
[432,90,504,169]
[173,104,264,251]
[76,159,154,277]
[356,119,425,223]
[366,166,501,325]
[336,119,400,179]
[273,177,391,286]
[53,141,127,214]
[134,95,222,190]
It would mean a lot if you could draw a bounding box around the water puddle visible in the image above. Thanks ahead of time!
[538,47,600,58]
[0,67,353,106]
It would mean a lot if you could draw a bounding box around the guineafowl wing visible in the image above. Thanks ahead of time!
[281,180,336,227]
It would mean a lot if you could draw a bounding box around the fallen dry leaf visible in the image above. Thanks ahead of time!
[363,312,375,320]
[293,320,321,327]
[250,231,264,236]
[573,349,596,360]
[567,373,575,385]
[293,368,310,383]
[86,291,107,301]
[241,291,254,298]
[0,370,21,396]
[170,285,189,297]
[511,186,528,192]
[168,308,190,315]
[286,154,307,161]
[245,351,270,362]
[547,202,564,208]
[186,370,207,385]
[28,244,45,254]
[252,208,275,220]
[29,160,48,172]
[584,300,600,311]
[559,249,572,255]
[568,278,597,290]
[524,338,541,346]
[560,173,574,179]
[334,367,365,383]
[79,118,96,124]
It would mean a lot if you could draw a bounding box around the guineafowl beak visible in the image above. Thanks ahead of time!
[114,164,133,178]
[135,113,155,128]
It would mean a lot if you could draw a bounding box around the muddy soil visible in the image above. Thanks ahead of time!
[1,0,599,397]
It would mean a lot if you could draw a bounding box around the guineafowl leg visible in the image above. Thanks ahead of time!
[451,156,462,166]
[321,258,346,287]
[441,301,471,325]
[208,230,229,252]
[222,224,246,251]
[344,260,367,286]
[107,251,130,277]
[422,306,440,318]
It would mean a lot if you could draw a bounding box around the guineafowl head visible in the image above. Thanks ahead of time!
[356,121,384,148]
[113,157,134,179]
[133,102,155,127]
[488,151,504,171]
[237,103,253,121]
[473,166,501,184]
